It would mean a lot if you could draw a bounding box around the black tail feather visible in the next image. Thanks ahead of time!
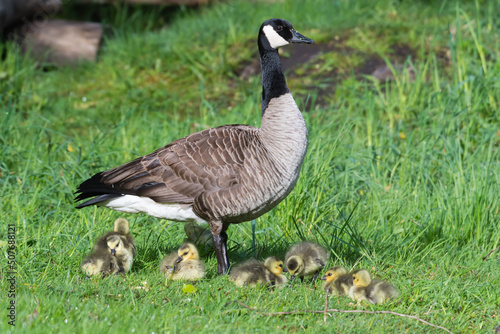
[75,172,125,208]
[75,194,122,209]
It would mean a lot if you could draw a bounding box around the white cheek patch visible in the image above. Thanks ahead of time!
[263,25,289,49]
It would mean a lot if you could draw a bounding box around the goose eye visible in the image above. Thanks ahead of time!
[276,25,283,32]
[183,252,188,256]
[328,273,332,276]
[279,264,283,268]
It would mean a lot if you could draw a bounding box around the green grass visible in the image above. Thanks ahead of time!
[1,0,499,332]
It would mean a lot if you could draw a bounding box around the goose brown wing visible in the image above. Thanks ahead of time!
[81,124,257,204]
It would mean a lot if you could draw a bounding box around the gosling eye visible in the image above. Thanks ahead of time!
[183,252,188,256]
[276,25,283,32]
[116,243,119,248]
[279,264,283,268]
[327,273,332,276]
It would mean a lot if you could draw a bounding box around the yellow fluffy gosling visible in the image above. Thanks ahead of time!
[320,266,353,295]
[264,256,288,287]
[159,243,205,281]
[349,269,399,304]
[230,256,287,287]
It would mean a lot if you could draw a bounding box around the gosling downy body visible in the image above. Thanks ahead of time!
[81,218,136,276]
[230,256,287,287]
[230,259,268,287]
[160,242,205,281]
[75,18,314,275]
[349,269,399,304]
[320,266,352,295]
[285,241,329,281]
[81,248,120,276]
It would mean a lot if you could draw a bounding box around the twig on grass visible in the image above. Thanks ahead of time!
[482,245,500,261]
[324,292,329,323]
[225,300,454,334]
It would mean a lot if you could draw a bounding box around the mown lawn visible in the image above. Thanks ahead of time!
[1,0,499,333]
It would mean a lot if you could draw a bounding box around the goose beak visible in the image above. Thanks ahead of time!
[111,249,116,255]
[283,267,288,273]
[290,30,314,44]
[319,275,327,280]
[176,256,183,263]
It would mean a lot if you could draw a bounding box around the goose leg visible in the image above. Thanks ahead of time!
[212,230,230,275]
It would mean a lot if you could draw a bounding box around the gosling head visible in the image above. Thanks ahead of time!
[259,18,314,53]
[176,243,199,263]
[352,269,372,287]
[286,255,304,280]
[113,217,130,234]
[264,256,286,276]
[320,266,347,283]
[106,235,125,256]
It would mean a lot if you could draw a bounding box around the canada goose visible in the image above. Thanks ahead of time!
[159,243,206,281]
[320,266,349,295]
[81,218,136,275]
[349,269,399,304]
[75,18,314,275]
[285,241,329,281]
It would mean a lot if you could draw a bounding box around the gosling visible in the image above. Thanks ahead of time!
[349,269,399,304]
[183,222,213,251]
[264,256,288,287]
[229,259,268,287]
[82,218,136,276]
[230,256,287,287]
[320,266,353,295]
[285,241,329,282]
[160,243,205,281]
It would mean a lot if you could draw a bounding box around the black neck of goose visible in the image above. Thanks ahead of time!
[260,49,289,116]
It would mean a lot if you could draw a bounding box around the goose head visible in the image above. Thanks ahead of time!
[106,235,125,256]
[176,243,199,263]
[352,269,372,287]
[259,18,314,53]
[264,256,286,275]
[286,255,304,280]
[320,266,347,283]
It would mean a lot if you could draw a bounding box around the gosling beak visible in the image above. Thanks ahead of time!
[290,275,296,281]
[176,256,183,263]
[319,275,327,280]
[110,249,116,255]
[283,267,288,273]
[290,29,314,44]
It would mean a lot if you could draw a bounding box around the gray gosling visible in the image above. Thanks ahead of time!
[160,242,205,281]
[183,222,214,251]
[349,269,399,304]
[82,218,136,276]
[230,256,287,287]
[320,266,353,295]
[285,241,329,282]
